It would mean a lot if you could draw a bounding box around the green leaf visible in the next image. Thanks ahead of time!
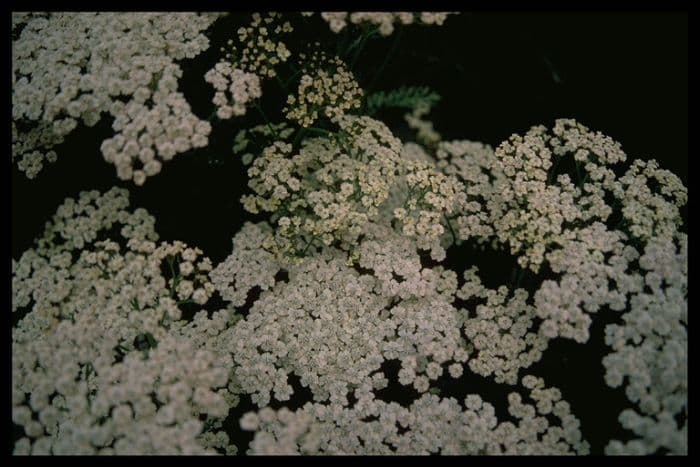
[364,86,441,116]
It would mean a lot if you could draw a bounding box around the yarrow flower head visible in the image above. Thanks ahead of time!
[221,13,293,79]
[205,12,293,119]
[602,232,687,455]
[12,189,234,455]
[241,377,588,455]
[284,51,363,128]
[12,12,221,183]
[241,115,402,259]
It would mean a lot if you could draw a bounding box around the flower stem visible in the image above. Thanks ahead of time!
[444,214,457,245]
[252,100,279,139]
[299,234,317,257]
[367,27,403,94]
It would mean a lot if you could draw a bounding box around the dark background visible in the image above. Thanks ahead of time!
[11,12,688,454]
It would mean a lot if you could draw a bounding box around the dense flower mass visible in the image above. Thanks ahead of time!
[12,189,236,454]
[602,233,687,454]
[205,12,293,119]
[284,53,363,127]
[241,115,404,259]
[13,11,686,456]
[241,377,589,455]
[12,12,220,184]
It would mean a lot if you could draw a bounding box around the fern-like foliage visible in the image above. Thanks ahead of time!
[364,86,441,116]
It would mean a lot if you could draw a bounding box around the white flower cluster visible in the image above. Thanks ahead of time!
[13,189,214,343]
[426,119,685,451]
[285,53,363,127]
[100,64,213,185]
[434,139,504,244]
[458,269,549,385]
[487,126,585,271]
[374,142,443,234]
[453,120,619,272]
[241,376,588,455]
[433,119,687,348]
[602,233,687,455]
[12,189,235,455]
[393,159,464,252]
[249,118,683,453]
[210,219,469,406]
[357,223,458,299]
[12,12,220,182]
[12,122,60,179]
[534,222,640,343]
[205,13,292,119]
[149,240,216,306]
[13,323,231,455]
[241,116,402,258]
[14,238,171,346]
[318,12,454,36]
[222,252,391,407]
[209,222,280,307]
[404,102,442,148]
[220,13,293,79]
[612,159,687,243]
[31,186,158,257]
[205,63,262,119]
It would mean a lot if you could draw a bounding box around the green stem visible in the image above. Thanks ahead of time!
[283,67,304,89]
[245,130,264,153]
[306,127,332,136]
[575,160,583,186]
[285,58,300,76]
[252,100,279,139]
[275,74,289,95]
[366,27,403,95]
[349,26,380,70]
[167,256,179,299]
[336,26,350,57]
[299,235,318,257]
[547,156,563,184]
[167,256,175,277]
[444,214,457,245]
[515,268,526,289]
[403,183,416,210]
[292,127,308,147]
[580,172,590,188]
[344,29,367,58]
[510,267,518,289]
